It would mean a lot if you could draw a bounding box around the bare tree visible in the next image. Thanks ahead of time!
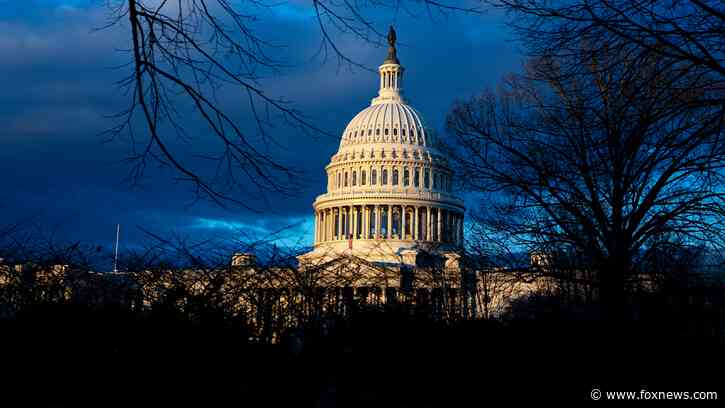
[446,42,725,318]
[493,0,724,94]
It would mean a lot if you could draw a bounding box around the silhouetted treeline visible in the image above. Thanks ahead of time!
[1,227,723,406]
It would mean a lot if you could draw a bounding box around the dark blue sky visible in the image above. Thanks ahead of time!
[0,0,521,254]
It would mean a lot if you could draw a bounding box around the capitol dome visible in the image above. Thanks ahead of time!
[301,27,465,265]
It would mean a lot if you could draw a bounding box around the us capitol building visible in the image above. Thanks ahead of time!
[0,30,569,340]
[299,27,465,268]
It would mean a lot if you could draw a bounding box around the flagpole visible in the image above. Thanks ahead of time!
[113,223,120,273]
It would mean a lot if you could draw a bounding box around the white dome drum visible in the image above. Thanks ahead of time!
[302,28,465,265]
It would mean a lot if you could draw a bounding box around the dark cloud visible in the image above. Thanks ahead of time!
[0,2,521,261]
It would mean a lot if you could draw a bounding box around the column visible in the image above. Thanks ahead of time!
[375,205,380,239]
[401,205,406,240]
[427,206,432,241]
[365,206,370,239]
[343,207,348,239]
[328,209,332,241]
[322,209,326,242]
[414,206,419,240]
[314,211,319,243]
[437,209,443,242]
[352,206,358,239]
[320,211,324,243]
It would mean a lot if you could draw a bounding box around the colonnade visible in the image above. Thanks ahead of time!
[314,204,463,245]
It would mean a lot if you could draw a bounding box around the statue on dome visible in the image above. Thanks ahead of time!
[385,26,399,64]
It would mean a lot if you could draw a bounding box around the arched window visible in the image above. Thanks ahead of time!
[371,169,377,185]
[368,129,372,136]
[403,167,410,186]
[393,128,398,136]
[424,168,430,188]
[376,128,380,135]
[414,167,420,187]
[352,171,357,186]
[402,128,406,136]
[392,168,399,185]
[382,169,388,185]
[344,172,349,187]
[337,172,341,188]
[361,170,366,185]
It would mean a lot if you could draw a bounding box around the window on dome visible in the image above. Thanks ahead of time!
[392,169,399,185]
[368,129,372,136]
[403,168,409,186]
[352,171,357,186]
[376,128,380,136]
[402,128,406,136]
[384,128,389,136]
[381,149,385,158]
[361,170,366,185]
[345,172,349,187]
[424,168,430,189]
[414,168,420,187]
[393,128,398,136]
[371,169,377,185]
[337,173,341,188]
[382,169,388,185]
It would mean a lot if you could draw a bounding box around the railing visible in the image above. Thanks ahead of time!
[315,188,464,206]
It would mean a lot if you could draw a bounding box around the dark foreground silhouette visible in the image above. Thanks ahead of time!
[1,299,722,407]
